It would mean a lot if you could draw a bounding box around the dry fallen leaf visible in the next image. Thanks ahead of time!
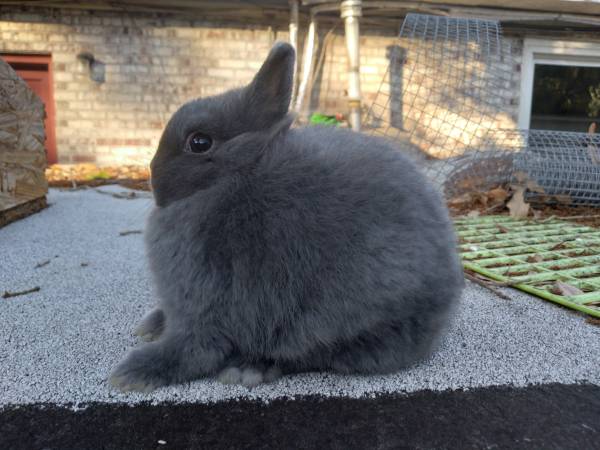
[496,224,510,233]
[467,210,480,218]
[550,241,570,251]
[475,192,489,207]
[34,259,51,269]
[554,194,572,205]
[507,186,530,218]
[514,171,528,183]
[550,281,583,296]
[487,187,509,205]
[3,286,41,299]
[119,229,143,236]
[457,179,474,191]
[512,172,544,193]
[526,179,545,194]
[448,193,473,207]
[526,254,543,263]
[586,316,600,326]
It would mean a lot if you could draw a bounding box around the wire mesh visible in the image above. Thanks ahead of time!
[363,13,600,206]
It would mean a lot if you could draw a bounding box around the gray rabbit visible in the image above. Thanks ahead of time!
[109,42,464,392]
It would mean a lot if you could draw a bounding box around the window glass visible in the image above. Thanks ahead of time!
[531,64,600,132]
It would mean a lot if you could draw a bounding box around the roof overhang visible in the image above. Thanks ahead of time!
[2,0,599,28]
[304,0,600,17]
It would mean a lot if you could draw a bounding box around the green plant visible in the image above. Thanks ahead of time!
[86,170,111,181]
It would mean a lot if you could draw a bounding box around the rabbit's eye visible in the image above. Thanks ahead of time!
[186,132,213,154]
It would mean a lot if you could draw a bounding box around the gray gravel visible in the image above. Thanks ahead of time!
[1,186,599,407]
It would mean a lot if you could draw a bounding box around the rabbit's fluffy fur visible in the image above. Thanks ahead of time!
[110,43,464,392]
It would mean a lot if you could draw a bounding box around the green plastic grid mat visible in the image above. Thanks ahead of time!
[455,216,600,318]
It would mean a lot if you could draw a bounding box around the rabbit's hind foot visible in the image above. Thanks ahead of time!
[217,365,281,388]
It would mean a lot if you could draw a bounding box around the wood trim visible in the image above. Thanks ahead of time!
[1,53,57,164]
[1,53,52,64]
[0,196,47,228]
[518,38,600,130]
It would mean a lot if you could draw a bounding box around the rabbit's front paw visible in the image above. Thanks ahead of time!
[217,365,281,388]
[109,345,173,392]
[133,308,165,342]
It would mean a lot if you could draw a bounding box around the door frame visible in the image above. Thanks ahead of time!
[518,38,600,130]
[1,53,57,164]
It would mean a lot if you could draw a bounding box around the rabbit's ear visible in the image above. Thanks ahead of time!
[242,42,295,129]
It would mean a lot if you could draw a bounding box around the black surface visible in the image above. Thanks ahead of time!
[2,383,600,449]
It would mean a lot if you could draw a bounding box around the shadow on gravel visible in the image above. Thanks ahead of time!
[1,383,599,449]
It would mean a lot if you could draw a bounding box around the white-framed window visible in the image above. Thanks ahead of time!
[518,38,600,132]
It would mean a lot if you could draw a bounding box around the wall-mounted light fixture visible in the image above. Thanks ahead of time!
[77,52,105,84]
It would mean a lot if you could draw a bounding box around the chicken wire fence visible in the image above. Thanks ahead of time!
[363,13,600,205]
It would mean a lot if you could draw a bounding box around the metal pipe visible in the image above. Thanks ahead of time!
[294,13,318,115]
[289,0,300,107]
[341,0,362,131]
[309,3,343,14]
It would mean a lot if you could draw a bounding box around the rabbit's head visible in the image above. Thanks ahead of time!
[150,42,295,207]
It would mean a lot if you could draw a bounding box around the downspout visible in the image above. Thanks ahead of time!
[294,11,317,116]
[341,0,362,131]
[289,0,300,107]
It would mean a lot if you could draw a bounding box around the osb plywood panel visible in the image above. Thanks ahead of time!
[0,58,47,213]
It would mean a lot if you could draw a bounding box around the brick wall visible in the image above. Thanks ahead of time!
[304,28,400,115]
[0,7,442,166]
[0,8,290,165]
[1,7,597,166]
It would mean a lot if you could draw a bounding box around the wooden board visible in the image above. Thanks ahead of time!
[0,58,48,216]
[2,54,57,164]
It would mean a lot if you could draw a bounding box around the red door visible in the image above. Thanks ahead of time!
[1,54,57,164]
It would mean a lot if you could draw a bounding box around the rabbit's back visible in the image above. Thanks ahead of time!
[255,125,462,293]
[218,126,462,358]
